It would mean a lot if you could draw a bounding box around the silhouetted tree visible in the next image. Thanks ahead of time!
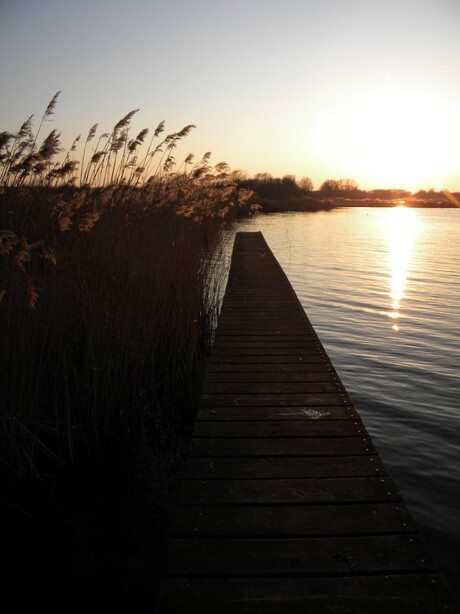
[236,172,319,211]
[320,178,359,194]
[320,179,340,193]
[254,172,273,183]
[369,188,411,199]
[298,176,314,191]
[337,178,359,191]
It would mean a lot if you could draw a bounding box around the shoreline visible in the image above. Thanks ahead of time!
[248,196,459,215]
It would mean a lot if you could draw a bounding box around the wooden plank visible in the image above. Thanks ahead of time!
[200,393,350,406]
[197,406,354,419]
[196,406,356,421]
[207,355,329,364]
[192,420,365,438]
[182,455,386,479]
[215,322,309,327]
[204,371,337,383]
[202,382,341,394]
[172,503,414,536]
[213,335,314,342]
[164,534,436,575]
[156,575,458,614]
[213,327,320,335]
[209,348,326,357]
[212,338,320,344]
[177,477,401,505]
[212,341,321,349]
[205,362,336,373]
[212,330,315,336]
[188,437,375,457]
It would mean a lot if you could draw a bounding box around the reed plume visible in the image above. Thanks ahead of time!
[31,90,61,153]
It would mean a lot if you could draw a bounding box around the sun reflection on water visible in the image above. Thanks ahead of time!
[385,206,418,331]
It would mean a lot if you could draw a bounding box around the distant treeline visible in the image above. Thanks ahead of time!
[236,173,460,212]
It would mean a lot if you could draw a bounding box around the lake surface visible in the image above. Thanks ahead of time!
[225,207,460,597]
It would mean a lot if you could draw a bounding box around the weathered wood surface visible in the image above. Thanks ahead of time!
[156,231,458,613]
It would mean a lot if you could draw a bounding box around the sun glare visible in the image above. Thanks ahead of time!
[385,206,419,331]
[311,86,459,190]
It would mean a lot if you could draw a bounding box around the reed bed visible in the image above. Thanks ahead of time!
[1,192,221,483]
[0,96,256,605]
[0,94,256,487]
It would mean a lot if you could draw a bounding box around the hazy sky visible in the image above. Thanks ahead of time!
[1,0,460,190]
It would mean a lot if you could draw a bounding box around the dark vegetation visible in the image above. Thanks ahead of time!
[236,173,329,212]
[0,94,256,612]
[237,173,460,212]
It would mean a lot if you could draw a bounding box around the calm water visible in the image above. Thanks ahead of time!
[226,207,460,596]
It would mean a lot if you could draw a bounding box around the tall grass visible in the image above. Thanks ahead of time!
[0,94,255,490]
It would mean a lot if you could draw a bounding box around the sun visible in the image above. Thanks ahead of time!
[311,85,459,190]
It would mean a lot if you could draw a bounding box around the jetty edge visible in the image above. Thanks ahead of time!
[156,231,458,613]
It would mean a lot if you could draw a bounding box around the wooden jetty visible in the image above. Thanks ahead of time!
[156,231,458,613]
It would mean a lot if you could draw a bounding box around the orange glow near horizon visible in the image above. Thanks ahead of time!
[385,206,419,331]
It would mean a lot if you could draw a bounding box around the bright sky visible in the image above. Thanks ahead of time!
[1,0,460,191]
